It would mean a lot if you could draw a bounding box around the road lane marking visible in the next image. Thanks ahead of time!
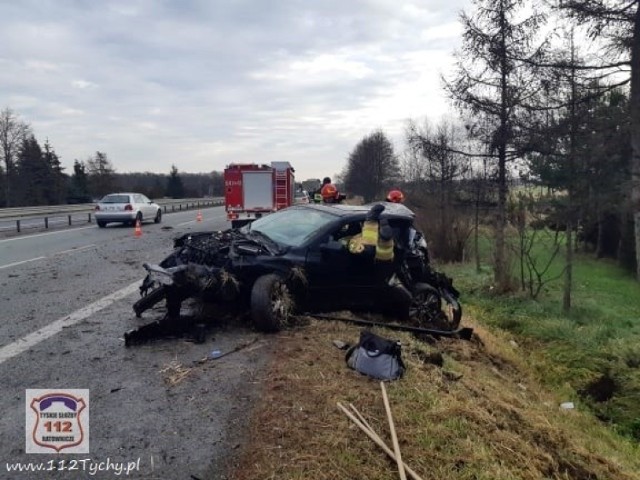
[0,280,141,366]
[53,244,97,256]
[0,244,98,271]
[0,226,95,244]
[0,257,46,270]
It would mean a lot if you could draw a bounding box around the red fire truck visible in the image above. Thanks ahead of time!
[224,161,295,228]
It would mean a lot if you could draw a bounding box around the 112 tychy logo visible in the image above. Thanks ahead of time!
[26,389,90,454]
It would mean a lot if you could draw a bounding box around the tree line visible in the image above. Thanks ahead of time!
[340,0,640,300]
[0,108,224,207]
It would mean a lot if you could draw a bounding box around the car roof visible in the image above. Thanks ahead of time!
[291,202,415,220]
[102,192,144,196]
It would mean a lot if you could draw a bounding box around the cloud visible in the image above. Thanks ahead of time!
[0,0,468,179]
[71,80,97,89]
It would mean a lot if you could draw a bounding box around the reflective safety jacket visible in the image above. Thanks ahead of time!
[375,236,394,262]
[346,219,394,262]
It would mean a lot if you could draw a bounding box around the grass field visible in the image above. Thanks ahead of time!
[224,222,640,479]
[445,232,640,441]
[231,318,640,480]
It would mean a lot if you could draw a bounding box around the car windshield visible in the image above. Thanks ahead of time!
[101,194,130,204]
[249,208,337,247]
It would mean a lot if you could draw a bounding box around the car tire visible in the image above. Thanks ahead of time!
[135,212,143,226]
[97,221,106,228]
[154,209,162,223]
[410,283,461,331]
[250,274,293,333]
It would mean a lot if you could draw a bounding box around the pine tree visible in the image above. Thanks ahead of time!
[16,135,48,206]
[43,138,66,205]
[166,165,185,199]
[446,0,546,291]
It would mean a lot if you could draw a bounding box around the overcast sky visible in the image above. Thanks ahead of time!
[0,0,468,180]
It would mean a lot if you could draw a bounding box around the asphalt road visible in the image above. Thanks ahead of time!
[0,207,272,480]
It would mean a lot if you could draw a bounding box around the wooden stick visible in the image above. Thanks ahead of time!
[346,403,425,480]
[381,381,407,480]
[336,402,424,480]
[348,403,375,433]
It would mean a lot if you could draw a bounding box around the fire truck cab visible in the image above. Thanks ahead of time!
[224,161,295,228]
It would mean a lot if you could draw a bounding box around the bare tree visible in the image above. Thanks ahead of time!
[344,130,400,203]
[0,108,30,206]
[86,151,117,197]
[406,118,472,261]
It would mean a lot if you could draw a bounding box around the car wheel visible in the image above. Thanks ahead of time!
[154,209,162,223]
[410,283,461,330]
[135,212,143,226]
[251,274,293,333]
[97,221,106,228]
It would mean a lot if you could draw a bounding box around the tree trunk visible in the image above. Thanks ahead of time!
[475,193,481,273]
[563,218,573,312]
[596,210,605,258]
[495,149,508,291]
[631,8,640,280]
[636,213,640,275]
[495,3,510,292]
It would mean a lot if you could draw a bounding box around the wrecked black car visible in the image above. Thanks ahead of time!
[127,202,462,345]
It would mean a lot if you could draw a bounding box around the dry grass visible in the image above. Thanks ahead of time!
[231,316,640,480]
[159,358,192,386]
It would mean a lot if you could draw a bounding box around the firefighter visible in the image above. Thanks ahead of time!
[320,182,341,203]
[346,204,394,265]
[386,189,405,203]
[313,177,332,203]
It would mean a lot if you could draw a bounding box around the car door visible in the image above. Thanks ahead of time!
[304,219,376,309]
[141,195,155,217]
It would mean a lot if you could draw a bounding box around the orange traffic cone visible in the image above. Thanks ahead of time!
[196,210,203,222]
[134,219,142,237]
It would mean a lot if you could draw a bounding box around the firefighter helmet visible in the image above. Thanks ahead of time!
[321,183,338,202]
[386,189,404,203]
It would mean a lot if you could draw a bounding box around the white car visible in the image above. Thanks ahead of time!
[294,190,310,204]
[94,193,162,228]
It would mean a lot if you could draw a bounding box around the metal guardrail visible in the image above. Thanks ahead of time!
[0,198,225,235]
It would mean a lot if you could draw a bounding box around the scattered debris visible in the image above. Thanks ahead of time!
[560,402,575,410]
[195,337,260,364]
[311,313,473,340]
[332,340,349,350]
[160,359,192,386]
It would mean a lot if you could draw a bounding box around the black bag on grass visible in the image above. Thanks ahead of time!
[346,330,405,381]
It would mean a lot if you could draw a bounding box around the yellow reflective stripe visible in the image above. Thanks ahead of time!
[361,220,378,246]
[375,239,394,261]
